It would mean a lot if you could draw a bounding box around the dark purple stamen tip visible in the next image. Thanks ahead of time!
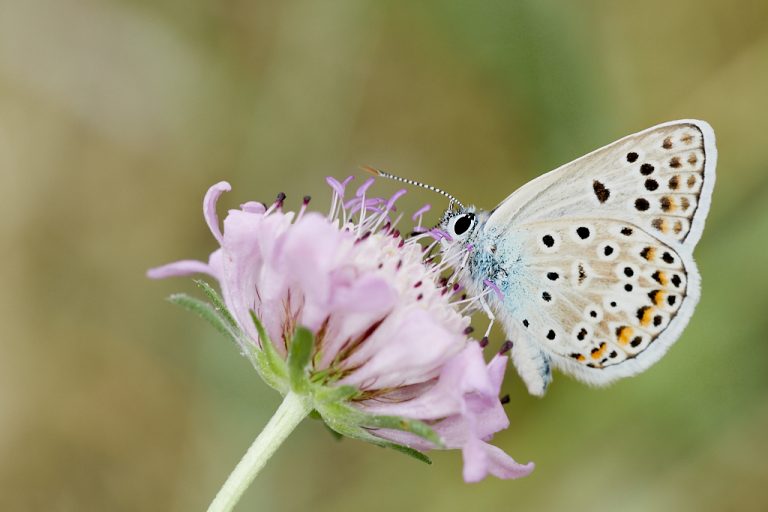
[461,294,467,300]
[453,283,460,291]
[499,340,513,355]
[276,192,286,201]
[500,394,510,405]
[303,195,311,205]
[355,231,371,244]
[463,326,474,335]
[396,259,403,270]
[480,336,489,348]
[417,293,423,301]
[414,281,422,288]
[398,238,405,248]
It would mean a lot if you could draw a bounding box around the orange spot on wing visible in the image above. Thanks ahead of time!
[653,291,665,306]
[641,307,653,326]
[660,196,677,213]
[616,326,633,345]
[591,342,607,360]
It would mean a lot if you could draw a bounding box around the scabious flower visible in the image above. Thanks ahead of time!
[149,177,532,509]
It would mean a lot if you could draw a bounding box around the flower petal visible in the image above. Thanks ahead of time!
[358,343,493,420]
[146,259,212,279]
[340,308,464,390]
[204,181,231,244]
[462,437,534,482]
[318,275,398,368]
[220,209,293,343]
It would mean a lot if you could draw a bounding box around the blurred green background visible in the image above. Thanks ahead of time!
[2,0,767,510]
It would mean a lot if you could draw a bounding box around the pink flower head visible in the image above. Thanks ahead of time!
[148,178,533,482]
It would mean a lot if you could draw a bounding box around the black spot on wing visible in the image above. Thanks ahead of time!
[635,198,650,211]
[593,180,610,203]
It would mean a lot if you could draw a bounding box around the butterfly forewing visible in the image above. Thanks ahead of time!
[478,120,715,392]
[487,121,716,248]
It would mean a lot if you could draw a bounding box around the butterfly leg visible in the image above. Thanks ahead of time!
[510,335,552,397]
[479,296,496,338]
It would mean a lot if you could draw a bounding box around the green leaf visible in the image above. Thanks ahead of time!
[287,326,313,394]
[168,294,238,343]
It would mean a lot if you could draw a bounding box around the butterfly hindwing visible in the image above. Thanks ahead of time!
[479,120,715,394]
[502,218,698,390]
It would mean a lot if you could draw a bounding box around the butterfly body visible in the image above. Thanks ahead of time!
[438,120,716,396]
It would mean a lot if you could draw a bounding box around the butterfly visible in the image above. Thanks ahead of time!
[369,120,716,396]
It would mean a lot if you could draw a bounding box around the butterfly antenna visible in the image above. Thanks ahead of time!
[361,166,465,209]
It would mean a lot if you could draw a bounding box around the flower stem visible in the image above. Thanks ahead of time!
[207,392,311,512]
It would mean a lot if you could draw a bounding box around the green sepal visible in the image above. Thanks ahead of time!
[314,385,360,403]
[248,312,288,392]
[359,415,442,448]
[313,396,443,450]
[287,326,313,394]
[323,422,344,441]
[169,285,438,465]
[168,293,239,343]
[382,443,432,465]
[315,407,431,464]
[194,280,240,331]
[169,282,290,394]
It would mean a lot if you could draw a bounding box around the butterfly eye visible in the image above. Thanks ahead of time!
[452,214,474,236]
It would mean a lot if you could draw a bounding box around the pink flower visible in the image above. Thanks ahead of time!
[148,178,533,482]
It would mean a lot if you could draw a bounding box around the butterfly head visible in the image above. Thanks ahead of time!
[360,165,482,247]
[440,207,479,243]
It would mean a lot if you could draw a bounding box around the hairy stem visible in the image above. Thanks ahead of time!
[207,392,311,512]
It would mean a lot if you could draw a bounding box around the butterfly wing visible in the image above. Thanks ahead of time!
[484,120,716,395]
